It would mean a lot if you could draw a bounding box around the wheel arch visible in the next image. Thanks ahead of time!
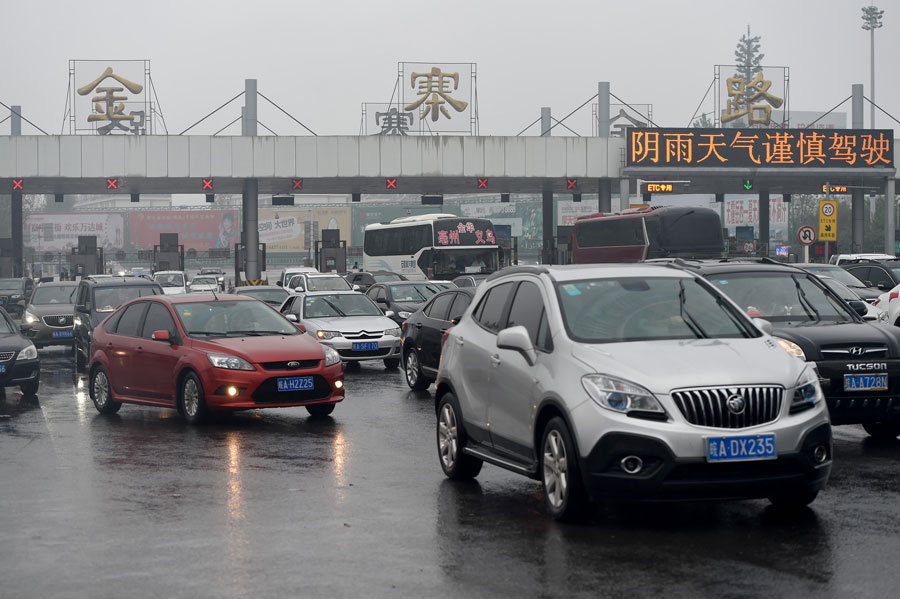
[533,398,578,462]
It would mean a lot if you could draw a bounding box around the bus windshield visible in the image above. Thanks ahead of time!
[420,248,500,279]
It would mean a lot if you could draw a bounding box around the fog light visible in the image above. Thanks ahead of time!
[620,455,644,475]
[812,445,828,464]
[334,380,343,389]
[227,386,238,397]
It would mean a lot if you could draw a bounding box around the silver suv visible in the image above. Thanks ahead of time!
[435,264,832,520]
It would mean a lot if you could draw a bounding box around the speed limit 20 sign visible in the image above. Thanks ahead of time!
[797,225,817,246]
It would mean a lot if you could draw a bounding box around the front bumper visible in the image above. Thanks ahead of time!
[0,356,40,388]
[579,423,832,502]
[321,336,402,362]
[816,358,900,425]
[23,321,75,347]
[199,361,345,411]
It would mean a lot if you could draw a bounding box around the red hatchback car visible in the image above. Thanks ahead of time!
[87,294,345,423]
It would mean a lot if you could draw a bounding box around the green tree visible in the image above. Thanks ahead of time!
[691,113,713,128]
[734,25,764,83]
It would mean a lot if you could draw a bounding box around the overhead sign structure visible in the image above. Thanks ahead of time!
[819,200,837,242]
[640,181,690,194]
[797,225,817,246]
[627,128,894,168]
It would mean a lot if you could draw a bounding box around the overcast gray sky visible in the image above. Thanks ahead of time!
[1,0,897,137]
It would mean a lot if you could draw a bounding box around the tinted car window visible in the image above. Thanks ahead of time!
[868,267,893,288]
[141,303,176,339]
[426,293,455,321]
[116,303,148,337]
[474,282,515,333]
[845,266,870,283]
[103,310,124,334]
[536,311,553,352]
[449,293,471,322]
[505,281,545,344]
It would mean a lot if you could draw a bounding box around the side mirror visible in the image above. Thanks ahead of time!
[375,296,387,304]
[151,329,171,342]
[285,313,298,322]
[275,281,283,287]
[19,323,31,334]
[450,317,461,325]
[752,317,774,335]
[295,323,307,333]
[352,285,360,291]
[385,310,396,318]
[497,325,537,366]
[848,300,869,317]
[75,304,89,314]
[877,282,892,291]
[864,280,874,287]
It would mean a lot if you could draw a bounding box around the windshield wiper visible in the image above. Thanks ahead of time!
[188,331,227,337]
[320,297,347,317]
[791,275,821,322]
[410,288,428,301]
[679,281,708,339]
[229,330,286,336]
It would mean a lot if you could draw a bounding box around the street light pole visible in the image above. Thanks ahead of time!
[861,5,884,129]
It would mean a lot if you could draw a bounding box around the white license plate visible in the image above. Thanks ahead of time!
[706,434,776,462]
[844,374,888,392]
[277,376,314,392]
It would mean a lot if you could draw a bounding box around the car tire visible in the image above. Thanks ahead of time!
[862,417,900,440]
[90,366,122,415]
[20,380,39,396]
[179,372,208,425]
[437,392,482,480]
[768,489,819,508]
[383,358,400,370]
[403,347,431,390]
[541,417,590,521]
[74,342,86,372]
[306,403,336,418]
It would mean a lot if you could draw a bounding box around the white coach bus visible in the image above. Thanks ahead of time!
[363,214,501,280]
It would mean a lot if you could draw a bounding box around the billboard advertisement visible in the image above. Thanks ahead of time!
[258,206,352,252]
[25,212,125,252]
[129,209,240,251]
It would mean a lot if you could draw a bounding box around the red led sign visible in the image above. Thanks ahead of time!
[386,178,397,189]
[477,178,488,189]
[12,179,23,190]
[292,178,303,190]
[566,178,577,190]
[106,178,118,189]
[202,178,213,190]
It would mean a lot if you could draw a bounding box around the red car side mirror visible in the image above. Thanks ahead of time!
[152,330,171,342]
[295,323,307,334]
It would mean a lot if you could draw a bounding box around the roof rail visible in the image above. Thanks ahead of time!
[485,265,549,282]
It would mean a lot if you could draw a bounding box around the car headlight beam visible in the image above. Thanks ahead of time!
[774,337,806,360]
[316,330,342,340]
[24,311,38,324]
[323,346,341,367]
[18,344,38,361]
[207,353,255,371]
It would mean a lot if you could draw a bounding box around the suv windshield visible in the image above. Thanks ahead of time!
[31,286,76,305]
[556,277,757,343]
[706,272,855,323]
[304,294,382,318]
[155,274,185,287]
[236,288,288,305]
[802,266,865,287]
[94,286,160,313]
[306,277,351,291]
[174,300,297,337]
[389,283,441,302]
[0,280,23,291]
[191,277,218,286]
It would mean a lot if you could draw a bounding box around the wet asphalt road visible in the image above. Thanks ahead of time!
[1,348,900,599]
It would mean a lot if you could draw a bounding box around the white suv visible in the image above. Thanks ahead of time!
[435,264,832,520]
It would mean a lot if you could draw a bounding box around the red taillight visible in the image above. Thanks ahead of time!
[401,321,406,332]
[890,291,899,301]
[441,327,453,348]
[874,299,881,307]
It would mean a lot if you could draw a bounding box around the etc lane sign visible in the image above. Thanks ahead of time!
[819,200,837,242]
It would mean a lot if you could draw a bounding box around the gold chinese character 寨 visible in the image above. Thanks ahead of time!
[404,67,469,122]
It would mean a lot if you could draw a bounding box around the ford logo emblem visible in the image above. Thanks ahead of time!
[287,361,300,369]
[726,394,745,415]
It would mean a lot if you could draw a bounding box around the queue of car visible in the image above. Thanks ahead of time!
[6,257,900,521]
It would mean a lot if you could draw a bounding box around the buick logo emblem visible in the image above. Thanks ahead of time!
[287,361,300,369]
[849,347,865,356]
[726,394,745,415]
[59,316,67,325]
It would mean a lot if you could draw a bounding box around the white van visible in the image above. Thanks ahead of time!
[829,253,895,265]
[153,270,189,295]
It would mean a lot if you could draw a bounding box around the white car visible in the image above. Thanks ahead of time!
[817,276,888,323]
[286,273,352,293]
[153,270,188,295]
[279,290,402,369]
[874,282,900,326]
[279,266,319,286]
[188,275,220,293]
[829,253,895,266]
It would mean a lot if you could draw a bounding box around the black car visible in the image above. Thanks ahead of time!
[345,271,408,293]
[365,281,442,325]
[22,281,78,348]
[842,259,900,293]
[795,263,880,303]
[686,259,900,440]
[0,307,40,395]
[401,288,475,390]
[73,276,163,370]
[0,277,35,319]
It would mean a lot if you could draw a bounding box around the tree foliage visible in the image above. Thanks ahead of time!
[734,25,764,83]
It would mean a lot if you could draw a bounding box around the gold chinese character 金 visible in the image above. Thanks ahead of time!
[77,67,145,135]
[404,67,469,122]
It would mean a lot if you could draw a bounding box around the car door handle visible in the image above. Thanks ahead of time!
[490,354,501,366]
[440,328,447,333]
[415,322,422,328]
[455,337,464,346]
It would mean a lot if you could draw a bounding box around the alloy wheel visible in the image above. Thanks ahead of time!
[543,429,568,509]
[405,351,419,387]
[439,403,458,470]
[183,378,200,417]
[94,370,109,407]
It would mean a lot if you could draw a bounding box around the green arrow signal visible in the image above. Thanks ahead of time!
[743,179,753,190]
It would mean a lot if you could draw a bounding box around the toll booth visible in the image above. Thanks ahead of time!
[315,229,346,273]
[234,243,267,286]
[153,233,184,272]
[556,226,574,265]
[68,236,105,277]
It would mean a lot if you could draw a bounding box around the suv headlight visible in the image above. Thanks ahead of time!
[793,366,824,411]
[397,311,411,319]
[582,374,665,414]
[18,344,38,361]
[24,310,38,324]
[384,327,401,337]
[207,353,254,371]
[878,309,890,324]
[316,330,342,340]
[774,337,806,360]
[323,346,341,367]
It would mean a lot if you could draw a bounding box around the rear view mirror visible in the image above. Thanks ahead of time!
[19,323,31,334]
[75,304,89,314]
[295,323,307,333]
[385,310,396,318]
[848,300,869,317]
[151,330,171,342]
[497,325,537,366]
[352,285,360,291]
[275,281,283,287]
[285,313,298,322]
[752,317,774,335]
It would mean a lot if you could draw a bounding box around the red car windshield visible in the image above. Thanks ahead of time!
[173,300,297,338]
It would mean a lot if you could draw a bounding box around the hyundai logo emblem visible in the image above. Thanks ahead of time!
[848,347,866,356]
[726,394,745,415]
[287,361,300,369]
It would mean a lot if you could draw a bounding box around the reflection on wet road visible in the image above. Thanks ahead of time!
[1,347,899,598]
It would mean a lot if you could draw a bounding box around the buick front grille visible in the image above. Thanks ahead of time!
[41,314,74,328]
[0,352,14,362]
[671,386,783,429]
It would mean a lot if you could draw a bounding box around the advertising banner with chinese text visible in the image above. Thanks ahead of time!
[129,210,239,251]
[25,212,125,252]
[628,128,894,168]
[724,196,788,230]
[400,62,474,134]
[257,207,351,252]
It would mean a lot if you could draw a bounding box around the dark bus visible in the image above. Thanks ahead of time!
[572,206,725,263]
